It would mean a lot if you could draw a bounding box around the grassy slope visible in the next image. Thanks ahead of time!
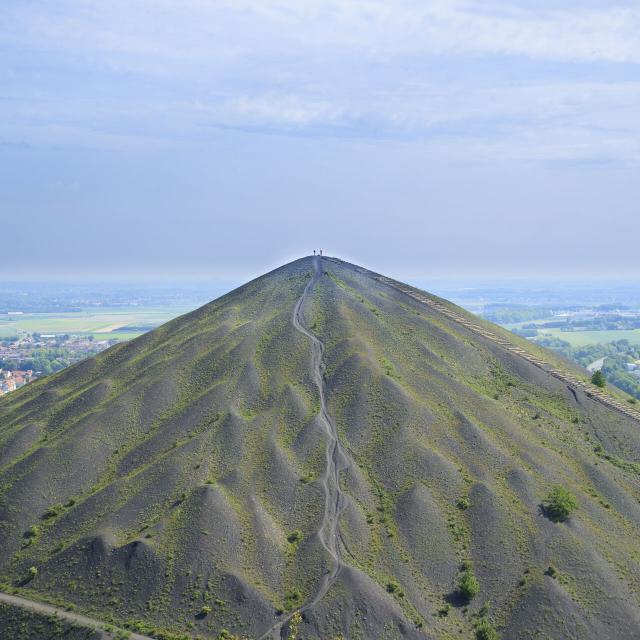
[306,262,640,639]
[1,257,640,640]
[0,258,322,639]
[0,603,103,640]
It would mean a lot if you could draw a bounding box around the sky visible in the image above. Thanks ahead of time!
[1,0,639,282]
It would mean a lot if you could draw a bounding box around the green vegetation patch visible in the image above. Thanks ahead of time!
[594,445,640,476]
[475,616,500,640]
[458,568,480,601]
[0,602,101,640]
[542,485,579,522]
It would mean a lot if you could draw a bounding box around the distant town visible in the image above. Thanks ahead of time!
[0,332,115,396]
[1,368,35,394]
[0,281,234,397]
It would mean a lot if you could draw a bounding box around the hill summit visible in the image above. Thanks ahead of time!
[2,256,640,639]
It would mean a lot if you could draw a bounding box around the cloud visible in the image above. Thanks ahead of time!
[223,95,345,127]
[4,1,640,63]
[1,0,639,163]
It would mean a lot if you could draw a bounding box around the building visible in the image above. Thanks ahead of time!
[1,377,16,393]
[0,369,35,395]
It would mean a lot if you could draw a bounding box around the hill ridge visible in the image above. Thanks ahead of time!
[326,257,640,423]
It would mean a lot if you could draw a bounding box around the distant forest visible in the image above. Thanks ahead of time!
[536,337,640,400]
[0,346,96,375]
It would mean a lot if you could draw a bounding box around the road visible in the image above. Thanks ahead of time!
[586,356,606,373]
[0,590,154,639]
[258,256,350,639]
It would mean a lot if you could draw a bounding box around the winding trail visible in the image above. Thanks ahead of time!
[259,256,350,639]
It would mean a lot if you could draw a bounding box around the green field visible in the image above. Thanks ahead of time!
[0,306,196,341]
[538,328,640,347]
[4,306,640,350]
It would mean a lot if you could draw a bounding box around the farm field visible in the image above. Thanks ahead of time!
[537,327,640,347]
[503,318,560,330]
[0,305,197,341]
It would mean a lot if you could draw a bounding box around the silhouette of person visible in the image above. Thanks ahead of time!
[313,249,316,256]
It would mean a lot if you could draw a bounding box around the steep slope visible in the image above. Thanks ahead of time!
[1,256,640,640]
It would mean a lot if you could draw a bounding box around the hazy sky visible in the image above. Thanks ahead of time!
[2,1,639,281]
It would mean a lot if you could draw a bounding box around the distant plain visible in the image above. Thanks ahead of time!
[538,328,640,347]
[0,306,197,341]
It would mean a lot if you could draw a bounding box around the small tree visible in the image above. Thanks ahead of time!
[591,370,606,388]
[475,617,499,640]
[458,569,480,601]
[543,485,578,522]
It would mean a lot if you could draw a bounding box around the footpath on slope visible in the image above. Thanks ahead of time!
[259,256,350,640]
[0,591,154,639]
[326,257,640,425]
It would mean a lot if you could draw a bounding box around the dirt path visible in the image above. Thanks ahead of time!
[0,590,154,639]
[326,257,640,425]
[259,256,350,639]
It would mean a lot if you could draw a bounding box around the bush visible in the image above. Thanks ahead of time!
[543,485,578,522]
[43,504,63,519]
[284,589,301,610]
[386,579,403,596]
[28,566,38,581]
[456,497,470,510]
[458,569,480,601]
[286,530,302,544]
[591,370,606,388]
[199,605,212,616]
[475,617,499,640]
